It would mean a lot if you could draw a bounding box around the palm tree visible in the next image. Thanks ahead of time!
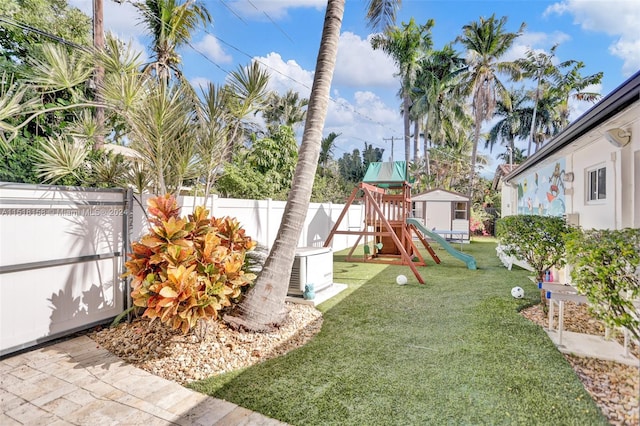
[457,14,525,195]
[194,82,230,199]
[551,61,603,129]
[224,61,270,158]
[411,44,467,182]
[134,0,212,81]
[225,0,401,331]
[318,131,341,177]
[497,146,526,165]
[372,18,433,167]
[263,89,309,131]
[486,88,528,158]
[513,45,563,155]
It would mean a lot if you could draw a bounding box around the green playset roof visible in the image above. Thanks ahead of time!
[362,161,410,187]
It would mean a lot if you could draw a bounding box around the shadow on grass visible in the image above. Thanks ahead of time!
[187,239,607,426]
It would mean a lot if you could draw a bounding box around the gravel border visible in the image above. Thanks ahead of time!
[520,303,639,426]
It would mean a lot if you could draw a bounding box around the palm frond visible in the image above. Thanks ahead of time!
[25,44,93,93]
[35,136,88,184]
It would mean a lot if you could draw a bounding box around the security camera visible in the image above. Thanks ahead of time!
[604,128,631,147]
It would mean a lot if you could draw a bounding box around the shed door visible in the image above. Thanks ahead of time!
[425,201,451,230]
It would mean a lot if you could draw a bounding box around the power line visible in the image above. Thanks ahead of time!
[0,16,91,52]
[246,0,294,43]
[218,0,248,25]
[1,10,402,154]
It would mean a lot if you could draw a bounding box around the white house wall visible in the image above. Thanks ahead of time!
[501,101,639,231]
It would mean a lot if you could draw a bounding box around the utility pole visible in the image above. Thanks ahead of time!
[93,0,105,150]
[383,136,396,162]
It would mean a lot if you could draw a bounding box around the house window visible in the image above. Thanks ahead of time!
[587,166,606,201]
[453,202,467,220]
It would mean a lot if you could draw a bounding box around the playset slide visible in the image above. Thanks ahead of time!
[406,218,477,270]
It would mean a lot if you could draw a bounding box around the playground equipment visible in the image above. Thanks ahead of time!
[324,161,477,284]
[406,219,477,270]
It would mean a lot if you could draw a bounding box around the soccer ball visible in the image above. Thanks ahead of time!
[511,286,524,299]
[396,275,408,285]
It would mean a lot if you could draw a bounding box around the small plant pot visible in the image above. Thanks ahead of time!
[303,283,315,300]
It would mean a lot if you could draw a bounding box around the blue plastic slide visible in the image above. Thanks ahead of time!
[406,218,477,270]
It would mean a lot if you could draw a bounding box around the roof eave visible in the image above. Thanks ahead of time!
[504,70,640,182]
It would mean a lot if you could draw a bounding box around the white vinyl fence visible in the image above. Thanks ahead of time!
[134,194,363,251]
[1,185,363,356]
[0,183,131,356]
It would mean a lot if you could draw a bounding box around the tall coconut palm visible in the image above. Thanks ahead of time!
[411,44,466,181]
[371,18,433,167]
[550,61,603,129]
[134,0,211,81]
[225,0,401,331]
[457,14,524,196]
[486,88,528,157]
[513,45,570,155]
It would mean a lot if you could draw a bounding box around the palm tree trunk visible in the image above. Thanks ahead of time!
[469,119,480,197]
[225,0,344,331]
[403,94,411,171]
[413,119,419,161]
[93,0,105,150]
[527,80,540,156]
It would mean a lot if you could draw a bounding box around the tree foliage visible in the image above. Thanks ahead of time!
[565,227,640,341]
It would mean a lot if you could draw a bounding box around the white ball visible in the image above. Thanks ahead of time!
[511,286,524,299]
[396,275,408,285]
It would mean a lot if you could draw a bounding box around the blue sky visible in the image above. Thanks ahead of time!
[70,0,640,178]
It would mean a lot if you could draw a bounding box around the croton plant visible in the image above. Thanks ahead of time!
[124,194,257,333]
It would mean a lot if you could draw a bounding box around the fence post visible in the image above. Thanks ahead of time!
[266,198,272,250]
[209,194,218,215]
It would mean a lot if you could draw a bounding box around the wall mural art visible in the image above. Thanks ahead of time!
[515,159,566,216]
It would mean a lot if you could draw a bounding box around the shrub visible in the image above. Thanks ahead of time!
[124,194,257,333]
[496,215,569,283]
[565,227,640,341]
[470,204,493,236]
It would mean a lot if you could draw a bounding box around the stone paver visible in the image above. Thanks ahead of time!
[0,336,287,425]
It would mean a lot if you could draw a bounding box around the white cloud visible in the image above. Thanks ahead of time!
[253,52,314,96]
[546,0,640,76]
[69,0,144,38]
[504,30,572,63]
[324,90,402,159]
[69,0,148,62]
[193,35,233,64]
[334,33,398,87]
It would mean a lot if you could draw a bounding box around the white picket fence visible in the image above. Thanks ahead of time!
[0,183,362,356]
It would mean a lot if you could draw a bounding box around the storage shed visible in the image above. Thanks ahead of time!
[412,189,470,242]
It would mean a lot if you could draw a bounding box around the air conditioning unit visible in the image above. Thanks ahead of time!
[288,247,333,297]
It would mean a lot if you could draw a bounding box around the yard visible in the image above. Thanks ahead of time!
[186,239,616,425]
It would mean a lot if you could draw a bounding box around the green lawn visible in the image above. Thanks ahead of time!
[188,238,607,425]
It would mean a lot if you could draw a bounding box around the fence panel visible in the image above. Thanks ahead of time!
[0,187,362,356]
[0,184,129,356]
[178,195,363,251]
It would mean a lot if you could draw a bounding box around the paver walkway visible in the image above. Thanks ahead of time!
[1,335,286,425]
